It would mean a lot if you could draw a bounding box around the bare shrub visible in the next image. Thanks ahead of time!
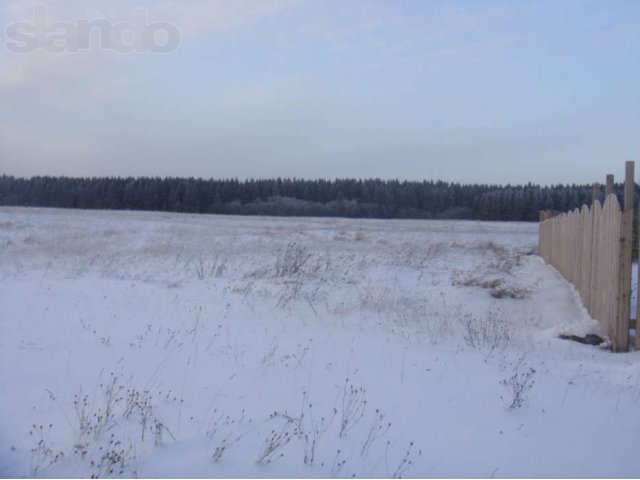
[460,311,511,358]
[331,449,347,477]
[275,242,311,277]
[425,242,448,257]
[490,284,530,300]
[451,240,531,300]
[487,257,517,275]
[276,279,327,314]
[123,388,174,445]
[386,441,422,479]
[88,435,134,479]
[452,272,502,290]
[300,395,335,465]
[269,391,335,466]
[276,279,303,308]
[74,373,124,445]
[29,424,65,475]
[392,243,448,268]
[478,241,508,256]
[256,418,298,465]
[339,379,367,438]
[67,371,175,477]
[361,409,392,458]
[451,240,507,256]
[357,285,416,314]
[501,366,536,411]
[207,409,253,463]
[260,338,280,369]
[353,231,367,242]
[194,254,227,280]
[452,270,530,300]
[281,340,312,369]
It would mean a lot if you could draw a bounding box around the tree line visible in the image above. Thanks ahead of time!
[0,175,624,222]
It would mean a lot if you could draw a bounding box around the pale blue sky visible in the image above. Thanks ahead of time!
[1,0,639,184]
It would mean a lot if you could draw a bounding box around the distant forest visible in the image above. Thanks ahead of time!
[0,175,627,222]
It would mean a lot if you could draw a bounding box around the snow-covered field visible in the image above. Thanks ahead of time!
[1,207,639,478]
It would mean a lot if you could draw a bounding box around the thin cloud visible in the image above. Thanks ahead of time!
[1,1,638,182]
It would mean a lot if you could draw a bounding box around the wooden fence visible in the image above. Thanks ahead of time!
[539,162,635,352]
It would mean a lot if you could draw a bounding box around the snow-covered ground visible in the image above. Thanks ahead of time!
[1,207,639,478]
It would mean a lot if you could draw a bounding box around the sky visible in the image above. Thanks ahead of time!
[0,0,639,185]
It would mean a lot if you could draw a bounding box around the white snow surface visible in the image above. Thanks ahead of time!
[1,207,639,478]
